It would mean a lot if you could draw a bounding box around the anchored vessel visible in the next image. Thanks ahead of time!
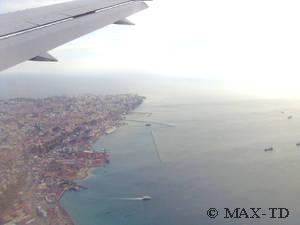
[264,147,273,152]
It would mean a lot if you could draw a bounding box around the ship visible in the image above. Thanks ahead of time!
[142,196,152,201]
[264,147,273,152]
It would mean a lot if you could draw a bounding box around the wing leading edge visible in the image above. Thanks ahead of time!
[0,0,149,72]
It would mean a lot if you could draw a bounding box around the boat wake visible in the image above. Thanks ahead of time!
[116,197,145,201]
[113,196,152,201]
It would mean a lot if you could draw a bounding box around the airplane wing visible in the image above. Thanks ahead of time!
[0,0,149,72]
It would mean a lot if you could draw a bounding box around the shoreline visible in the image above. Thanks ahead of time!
[0,94,145,225]
[57,129,116,225]
[58,110,139,224]
[58,137,110,225]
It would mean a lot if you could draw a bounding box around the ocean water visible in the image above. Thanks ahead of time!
[60,94,300,225]
[1,73,300,225]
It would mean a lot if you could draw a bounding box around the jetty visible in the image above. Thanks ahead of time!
[151,131,162,162]
[68,184,87,191]
[128,112,152,117]
[126,119,175,127]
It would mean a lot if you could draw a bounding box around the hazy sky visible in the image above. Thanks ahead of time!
[2,0,300,98]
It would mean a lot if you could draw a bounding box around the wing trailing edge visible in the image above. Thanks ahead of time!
[0,0,149,72]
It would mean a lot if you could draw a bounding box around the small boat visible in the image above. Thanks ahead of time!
[296,143,300,147]
[142,196,152,201]
[288,116,293,120]
[264,147,273,152]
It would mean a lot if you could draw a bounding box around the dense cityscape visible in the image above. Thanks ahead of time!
[0,94,144,225]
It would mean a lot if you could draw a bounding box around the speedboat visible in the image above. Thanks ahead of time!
[142,196,152,201]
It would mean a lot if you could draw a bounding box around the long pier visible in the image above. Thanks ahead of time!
[128,112,152,116]
[151,130,162,163]
[126,119,175,127]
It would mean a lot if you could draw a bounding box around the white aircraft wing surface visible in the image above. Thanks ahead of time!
[0,0,149,72]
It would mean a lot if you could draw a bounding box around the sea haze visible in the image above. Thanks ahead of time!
[2,74,300,224]
[0,73,240,100]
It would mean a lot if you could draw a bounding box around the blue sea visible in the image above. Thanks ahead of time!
[54,78,300,225]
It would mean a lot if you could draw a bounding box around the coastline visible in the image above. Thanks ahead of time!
[58,108,141,225]
[56,166,94,225]
[0,94,145,225]
[58,131,112,225]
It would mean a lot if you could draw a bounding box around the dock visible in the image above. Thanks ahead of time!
[126,119,175,127]
[128,112,152,117]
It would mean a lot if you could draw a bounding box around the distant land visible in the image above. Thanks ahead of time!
[0,94,144,225]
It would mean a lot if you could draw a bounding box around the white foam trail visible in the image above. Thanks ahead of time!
[113,197,144,201]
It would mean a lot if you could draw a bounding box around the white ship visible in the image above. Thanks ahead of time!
[142,196,152,201]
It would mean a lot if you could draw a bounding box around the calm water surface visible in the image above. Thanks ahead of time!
[61,95,300,225]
